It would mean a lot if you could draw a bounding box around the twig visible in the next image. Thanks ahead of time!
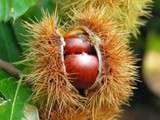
[0,59,21,78]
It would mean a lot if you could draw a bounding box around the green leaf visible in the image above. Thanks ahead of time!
[0,0,38,21]
[0,70,10,80]
[0,22,21,62]
[0,77,31,120]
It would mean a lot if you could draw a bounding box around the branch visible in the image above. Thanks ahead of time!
[0,59,21,78]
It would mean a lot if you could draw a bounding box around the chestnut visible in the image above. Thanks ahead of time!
[64,36,93,55]
[64,53,99,89]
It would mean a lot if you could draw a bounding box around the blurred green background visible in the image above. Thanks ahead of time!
[0,0,160,120]
[121,0,160,120]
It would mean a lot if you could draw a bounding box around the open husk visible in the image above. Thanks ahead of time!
[24,5,137,119]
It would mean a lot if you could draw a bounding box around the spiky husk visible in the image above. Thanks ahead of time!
[24,7,138,120]
[24,12,86,119]
[57,0,152,37]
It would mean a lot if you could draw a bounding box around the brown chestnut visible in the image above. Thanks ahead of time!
[64,36,93,55]
[64,53,99,89]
